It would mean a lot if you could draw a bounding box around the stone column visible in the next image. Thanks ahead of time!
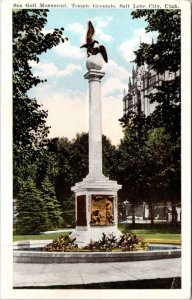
[84,70,105,181]
[71,55,122,246]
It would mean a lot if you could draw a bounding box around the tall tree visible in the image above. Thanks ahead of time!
[131,9,181,73]
[143,127,174,223]
[33,137,74,227]
[41,176,63,229]
[131,9,181,141]
[69,133,89,185]
[15,178,48,234]
[102,135,118,180]
[13,9,68,196]
[117,113,150,224]
[117,9,181,223]
[54,137,74,225]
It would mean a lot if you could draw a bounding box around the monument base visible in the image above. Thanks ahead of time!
[72,226,122,247]
[71,176,122,246]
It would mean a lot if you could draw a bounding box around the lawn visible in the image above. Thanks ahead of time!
[119,223,181,245]
[13,223,181,244]
[13,231,69,242]
[130,230,180,244]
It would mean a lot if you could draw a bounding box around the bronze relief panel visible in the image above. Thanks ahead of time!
[90,195,114,226]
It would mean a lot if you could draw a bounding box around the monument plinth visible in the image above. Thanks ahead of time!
[71,55,122,245]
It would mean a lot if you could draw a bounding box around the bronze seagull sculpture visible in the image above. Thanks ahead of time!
[80,21,108,63]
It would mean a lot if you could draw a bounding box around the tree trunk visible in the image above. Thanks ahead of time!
[171,203,177,223]
[149,203,154,224]
[132,203,135,224]
[163,200,167,221]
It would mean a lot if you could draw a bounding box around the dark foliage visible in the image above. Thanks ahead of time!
[44,232,147,252]
[44,234,78,252]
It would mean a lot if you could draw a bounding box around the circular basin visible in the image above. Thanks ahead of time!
[13,241,181,264]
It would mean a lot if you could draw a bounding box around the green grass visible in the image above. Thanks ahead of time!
[119,223,181,245]
[13,231,69,242]
[130,230,180,244]
[13,223,181,244]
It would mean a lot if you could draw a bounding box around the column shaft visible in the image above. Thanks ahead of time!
[84,70,105,180]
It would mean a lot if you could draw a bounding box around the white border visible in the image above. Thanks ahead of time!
[0,0,191,299]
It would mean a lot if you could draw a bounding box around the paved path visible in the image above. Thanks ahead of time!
[13,258,181,287]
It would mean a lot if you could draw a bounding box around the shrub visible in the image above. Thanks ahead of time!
[44,232,147,252]
[83,233,118,252]
[44,234,78,252]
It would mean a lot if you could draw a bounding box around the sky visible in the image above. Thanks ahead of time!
[28,9,157,145]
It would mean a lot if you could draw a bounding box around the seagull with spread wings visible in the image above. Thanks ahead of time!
[80,21,108,63]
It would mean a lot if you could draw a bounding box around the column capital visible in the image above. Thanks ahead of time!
[84,69,105,81]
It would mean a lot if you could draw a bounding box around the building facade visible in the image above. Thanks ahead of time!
[123,63,180,117]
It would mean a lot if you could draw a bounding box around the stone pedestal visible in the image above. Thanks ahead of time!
[71,58,122,246]
[71,179,122,245]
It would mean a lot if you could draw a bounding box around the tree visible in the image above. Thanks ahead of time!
[102,135,118,180]
[143,128,174,223]
[13,9,67,95]
[117,113,150,224]
[149,80,181,142]
[13,9,68,197]
[117,10,181,223]
[131,9,181,141]
[40,133,118,227]
[69,133,89,185]
[34,138,62,190]
[131,9,180,74]
[118,113,180,224]
[54,137,75,226]
[131,9,181,222]
[15,178,48,234]
[41,176,63,229]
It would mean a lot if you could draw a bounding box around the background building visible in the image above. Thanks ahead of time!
[119,200,181,224]
[123,62,180,116]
